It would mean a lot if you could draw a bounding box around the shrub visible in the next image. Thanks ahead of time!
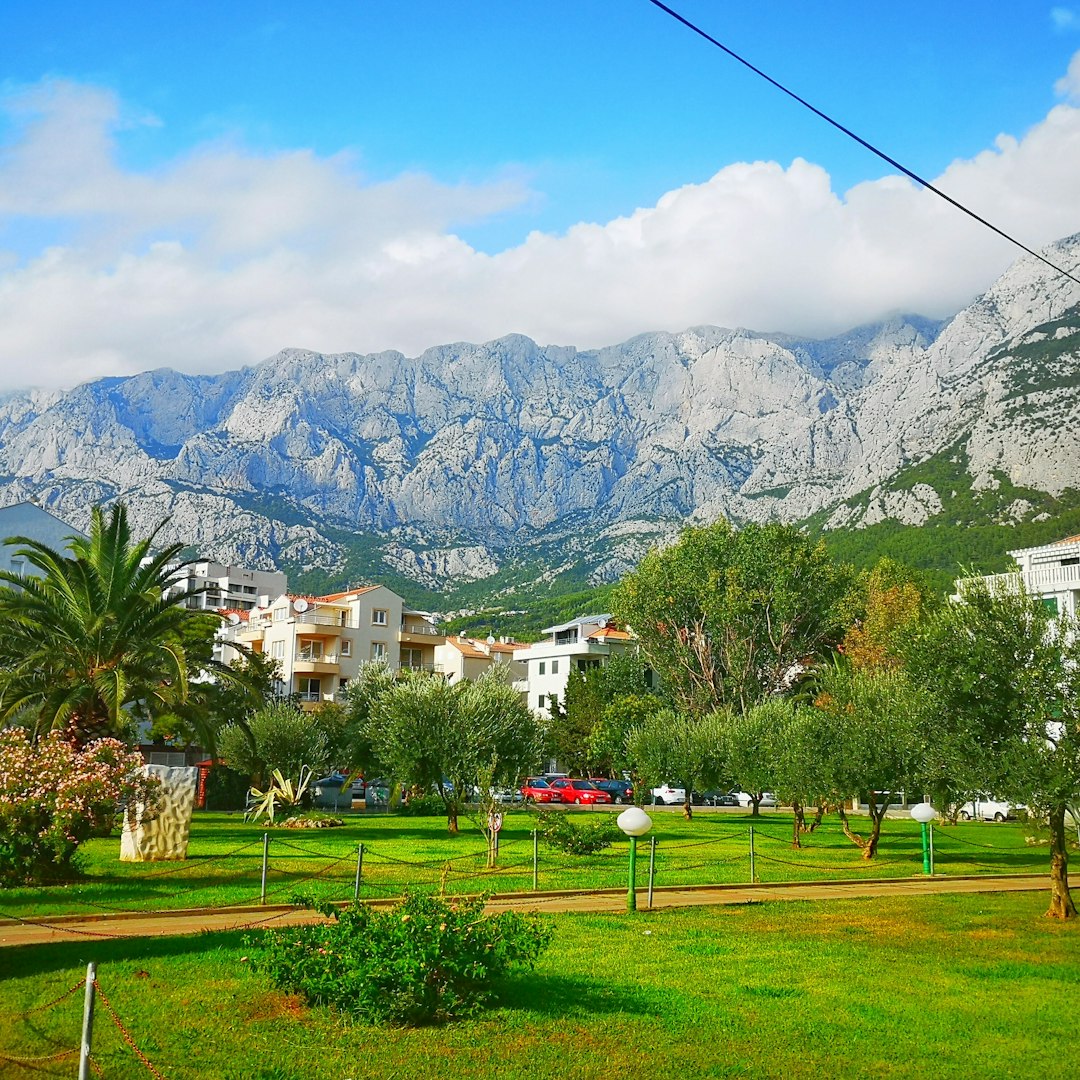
[204,764,250,811]
[536,809,620,855]
[250,892,552,1025]
[399,792,445,817]
[0,728,159,886]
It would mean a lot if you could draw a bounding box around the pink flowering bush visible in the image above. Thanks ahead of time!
[0,728,161,885]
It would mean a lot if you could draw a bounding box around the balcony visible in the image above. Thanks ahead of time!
[955,564,1080,599]
[293,658,340,675]
[399,623,446,645]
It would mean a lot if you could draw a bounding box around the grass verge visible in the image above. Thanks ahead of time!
[1,892,1076,1079]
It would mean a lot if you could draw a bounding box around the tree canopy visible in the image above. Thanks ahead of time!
[613,521,851,715]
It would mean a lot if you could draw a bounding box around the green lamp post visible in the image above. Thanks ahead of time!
[617,806,654,911]
[910,801,937,875]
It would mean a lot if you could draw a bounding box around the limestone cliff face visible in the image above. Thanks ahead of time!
[0,235,1077,587]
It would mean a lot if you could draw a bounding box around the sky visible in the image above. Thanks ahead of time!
[1,1,1080,393]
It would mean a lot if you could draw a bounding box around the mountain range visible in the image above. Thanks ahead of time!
[1,233,1078,606]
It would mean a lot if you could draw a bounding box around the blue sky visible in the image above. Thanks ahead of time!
[1,1,1079,391]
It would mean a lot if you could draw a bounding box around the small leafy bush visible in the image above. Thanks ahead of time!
[399,792,445,817]
[204,764,249,811]
[250,892,552,1025]
[536,809,620,855]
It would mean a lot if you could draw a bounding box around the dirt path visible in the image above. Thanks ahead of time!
[0,873,1050,948]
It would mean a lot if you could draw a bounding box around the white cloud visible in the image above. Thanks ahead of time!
[1,67,1080,394]
[1056,50,1080,98]
[1051,7,1079,32]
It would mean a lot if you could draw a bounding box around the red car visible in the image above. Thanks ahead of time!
[549,778,613,806]
[520,777,562,803]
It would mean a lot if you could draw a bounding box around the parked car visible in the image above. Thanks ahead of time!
[730,790,778,808]
[550,778,614,805]
[590,778,634,803]
[520,777,562,803]
[959,798,1024,822]
[651,783,687,805]
[697,789,740,806]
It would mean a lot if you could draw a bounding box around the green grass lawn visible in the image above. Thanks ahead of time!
[0,808,1055,921]
[1,891,1076,1079]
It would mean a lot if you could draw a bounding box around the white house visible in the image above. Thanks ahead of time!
[954,534,1080,623]
[514,614,636,718]
[165,559,287,613]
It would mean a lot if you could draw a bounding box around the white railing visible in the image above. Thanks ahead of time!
[401,623,443,636]
[956,565,1080,597]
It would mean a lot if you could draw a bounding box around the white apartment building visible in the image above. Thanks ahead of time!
[167,559,287,612]
[514,614,636,718]
[954,534,1080,623]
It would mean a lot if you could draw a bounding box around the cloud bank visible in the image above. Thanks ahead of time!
[1,67,1079,393]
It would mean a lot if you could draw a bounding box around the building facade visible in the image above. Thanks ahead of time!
[165,559,288,612]
[513,614,636,718]
[955,534,1080,624]
[0,501,86,578]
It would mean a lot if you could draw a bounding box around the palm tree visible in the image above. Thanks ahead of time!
[0,503,240,746]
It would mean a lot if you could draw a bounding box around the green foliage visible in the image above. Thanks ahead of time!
[0,503,217,745]
[360,669,544,832]
[218,700,330,784]
[588,693,663,777]
[203,764,250,811]
[614,520,852,714]
[535,810,620,855]
[250,892,552,1025]
[399,792,446,817]
[626,708,728,811]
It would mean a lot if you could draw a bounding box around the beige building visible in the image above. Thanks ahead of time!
[218,585,526,708]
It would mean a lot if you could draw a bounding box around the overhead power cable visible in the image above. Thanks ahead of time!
[646,0,1080,289]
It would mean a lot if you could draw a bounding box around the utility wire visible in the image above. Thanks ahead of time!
[646,0,1080,288]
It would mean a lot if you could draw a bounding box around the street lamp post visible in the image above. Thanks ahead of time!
[617,806,654,911]
[910,802,937,875]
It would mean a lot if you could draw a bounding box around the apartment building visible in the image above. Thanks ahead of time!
[954,534,1080,624]
[166,559,287,612]
[217,585,526,708]
[513,614,636,718]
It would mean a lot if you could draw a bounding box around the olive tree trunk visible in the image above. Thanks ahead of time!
[1046,802,1076,919]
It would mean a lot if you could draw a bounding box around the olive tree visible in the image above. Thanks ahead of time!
[614,521,850,715]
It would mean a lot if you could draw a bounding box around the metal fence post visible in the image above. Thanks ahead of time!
[260,832,269,905]
[749,825,756,883]
[78,962,96,1080]
[354,842,364,900]
[647,835,657,909]
[532,829,539,891]
[929,822,935,876]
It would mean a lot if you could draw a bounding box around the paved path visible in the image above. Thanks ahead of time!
[0,874,1049,949]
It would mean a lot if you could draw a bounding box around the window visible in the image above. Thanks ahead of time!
[372,609,388,626]
[538,661,546,676]
[371,641,387,661]
[340,639,352,657]
[401,648,424,669]
[10,555,25,578]
[551,660,559,675]
[271,640,284,659]
[273,607,287,622]
[1043,597,1060,615]
[297,677,321,702]
[297,639,323,661]
[538,694,546,709]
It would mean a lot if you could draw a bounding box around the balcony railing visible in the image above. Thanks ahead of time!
[955,565,1080,597]
[401,623,443,636]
